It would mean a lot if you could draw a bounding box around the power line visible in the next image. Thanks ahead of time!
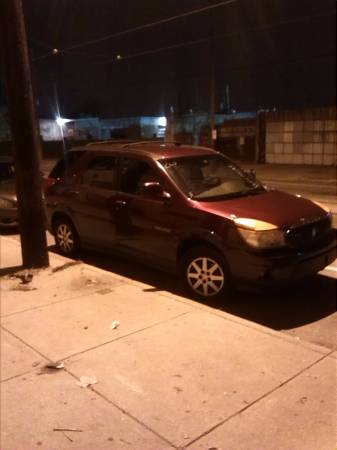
[108,37,209,63]
[105,9,336,64]
[41,8,336,66]
[32,0,237,61]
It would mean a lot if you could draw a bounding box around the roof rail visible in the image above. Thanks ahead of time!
[122,141,181,148]
[86,139,135,147]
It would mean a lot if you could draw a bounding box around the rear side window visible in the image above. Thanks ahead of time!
[49,150,86,179]
[82,155,117,190]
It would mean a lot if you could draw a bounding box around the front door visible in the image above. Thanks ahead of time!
[114,156,178,268]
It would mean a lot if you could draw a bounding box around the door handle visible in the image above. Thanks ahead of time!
[69,190,80,196]
[114,200,126,210]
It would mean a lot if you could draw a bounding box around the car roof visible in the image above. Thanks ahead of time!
[71,141,218,161]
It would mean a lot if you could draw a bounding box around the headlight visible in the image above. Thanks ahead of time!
[0,198,17,208]
[234,218,285,248]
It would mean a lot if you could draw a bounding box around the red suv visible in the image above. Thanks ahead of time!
[45,142,336,299]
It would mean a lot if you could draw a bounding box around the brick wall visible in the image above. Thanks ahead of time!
[266,107,336,165]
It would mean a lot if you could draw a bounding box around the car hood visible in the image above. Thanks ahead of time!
[195,190,327,229]
[0,180,17,202]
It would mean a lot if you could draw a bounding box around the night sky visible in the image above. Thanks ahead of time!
[3,0,337,118]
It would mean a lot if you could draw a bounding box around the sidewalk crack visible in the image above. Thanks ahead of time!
[185,350,335,448]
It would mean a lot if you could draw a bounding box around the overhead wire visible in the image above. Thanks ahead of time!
[55,9,336,65]
[32,0,237,61]
[106,9,337,64]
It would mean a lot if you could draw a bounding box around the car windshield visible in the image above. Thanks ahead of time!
[160,154,264,200]
[0,162,15,182]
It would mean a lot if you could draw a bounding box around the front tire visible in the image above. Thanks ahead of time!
[180,246,230,300]
[54,217,80,256]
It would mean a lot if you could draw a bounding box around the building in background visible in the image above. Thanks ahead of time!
[0,107,335,166]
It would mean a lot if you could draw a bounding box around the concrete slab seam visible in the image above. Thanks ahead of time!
[57,310,194,362]
[184,350,336,448]
[61,366,179,450]
[1,313,178,448]
[0,325,57,381]
[1,368,37,384]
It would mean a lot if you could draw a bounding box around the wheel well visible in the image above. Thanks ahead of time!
[177,238,221,263]
[51,212,74,232]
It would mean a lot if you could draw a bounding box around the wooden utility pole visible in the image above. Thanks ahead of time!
[255,110,266,163]
[0,0,49,268]
[209,31,216,149]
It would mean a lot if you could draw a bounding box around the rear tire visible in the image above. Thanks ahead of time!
[180,245,231,300]
[54,217,80,257]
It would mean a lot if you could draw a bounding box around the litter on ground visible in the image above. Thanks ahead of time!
[110,320,120,330]
[76,376,98,388]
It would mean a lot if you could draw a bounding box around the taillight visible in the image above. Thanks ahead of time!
[44,177,57,194]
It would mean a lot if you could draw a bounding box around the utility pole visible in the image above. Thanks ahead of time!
[165,105,175,142]
[255,110,266,163]
[209,31,216,149]
[225,83,230,114]
[0,0,49,268]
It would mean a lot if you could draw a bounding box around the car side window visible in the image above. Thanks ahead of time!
[119,157,156,195]
[82,156,117,189]
[49,150,86,179]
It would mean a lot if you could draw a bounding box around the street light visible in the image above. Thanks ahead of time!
[56,116,71,127]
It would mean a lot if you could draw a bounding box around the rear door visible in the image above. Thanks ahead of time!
[70,154,119,248]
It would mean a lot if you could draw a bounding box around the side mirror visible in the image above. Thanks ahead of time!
[142,181,171,201]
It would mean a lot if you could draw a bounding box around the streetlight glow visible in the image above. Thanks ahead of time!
[56,117,71,127]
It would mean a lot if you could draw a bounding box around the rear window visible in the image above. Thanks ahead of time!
[82,155,118,189]
[49,150,86,179]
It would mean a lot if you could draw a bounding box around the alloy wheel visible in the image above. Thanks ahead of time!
[56,223,75,254]
[186,256,225,297]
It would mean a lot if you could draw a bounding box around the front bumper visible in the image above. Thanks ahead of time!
[230,232,337,284]
[0,207,18,227]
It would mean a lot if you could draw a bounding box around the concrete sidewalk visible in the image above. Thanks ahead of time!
[1,236,336,450]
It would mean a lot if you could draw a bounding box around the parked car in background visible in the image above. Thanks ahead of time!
[0,157,18,227]
[45,142,336,299]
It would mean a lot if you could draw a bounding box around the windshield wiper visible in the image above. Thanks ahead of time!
[225,187,265,198]
[246,185,265,194]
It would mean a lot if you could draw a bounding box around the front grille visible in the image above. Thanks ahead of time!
[285,215,332,248]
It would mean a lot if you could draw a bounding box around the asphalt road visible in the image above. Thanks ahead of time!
[4,229,337,352]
